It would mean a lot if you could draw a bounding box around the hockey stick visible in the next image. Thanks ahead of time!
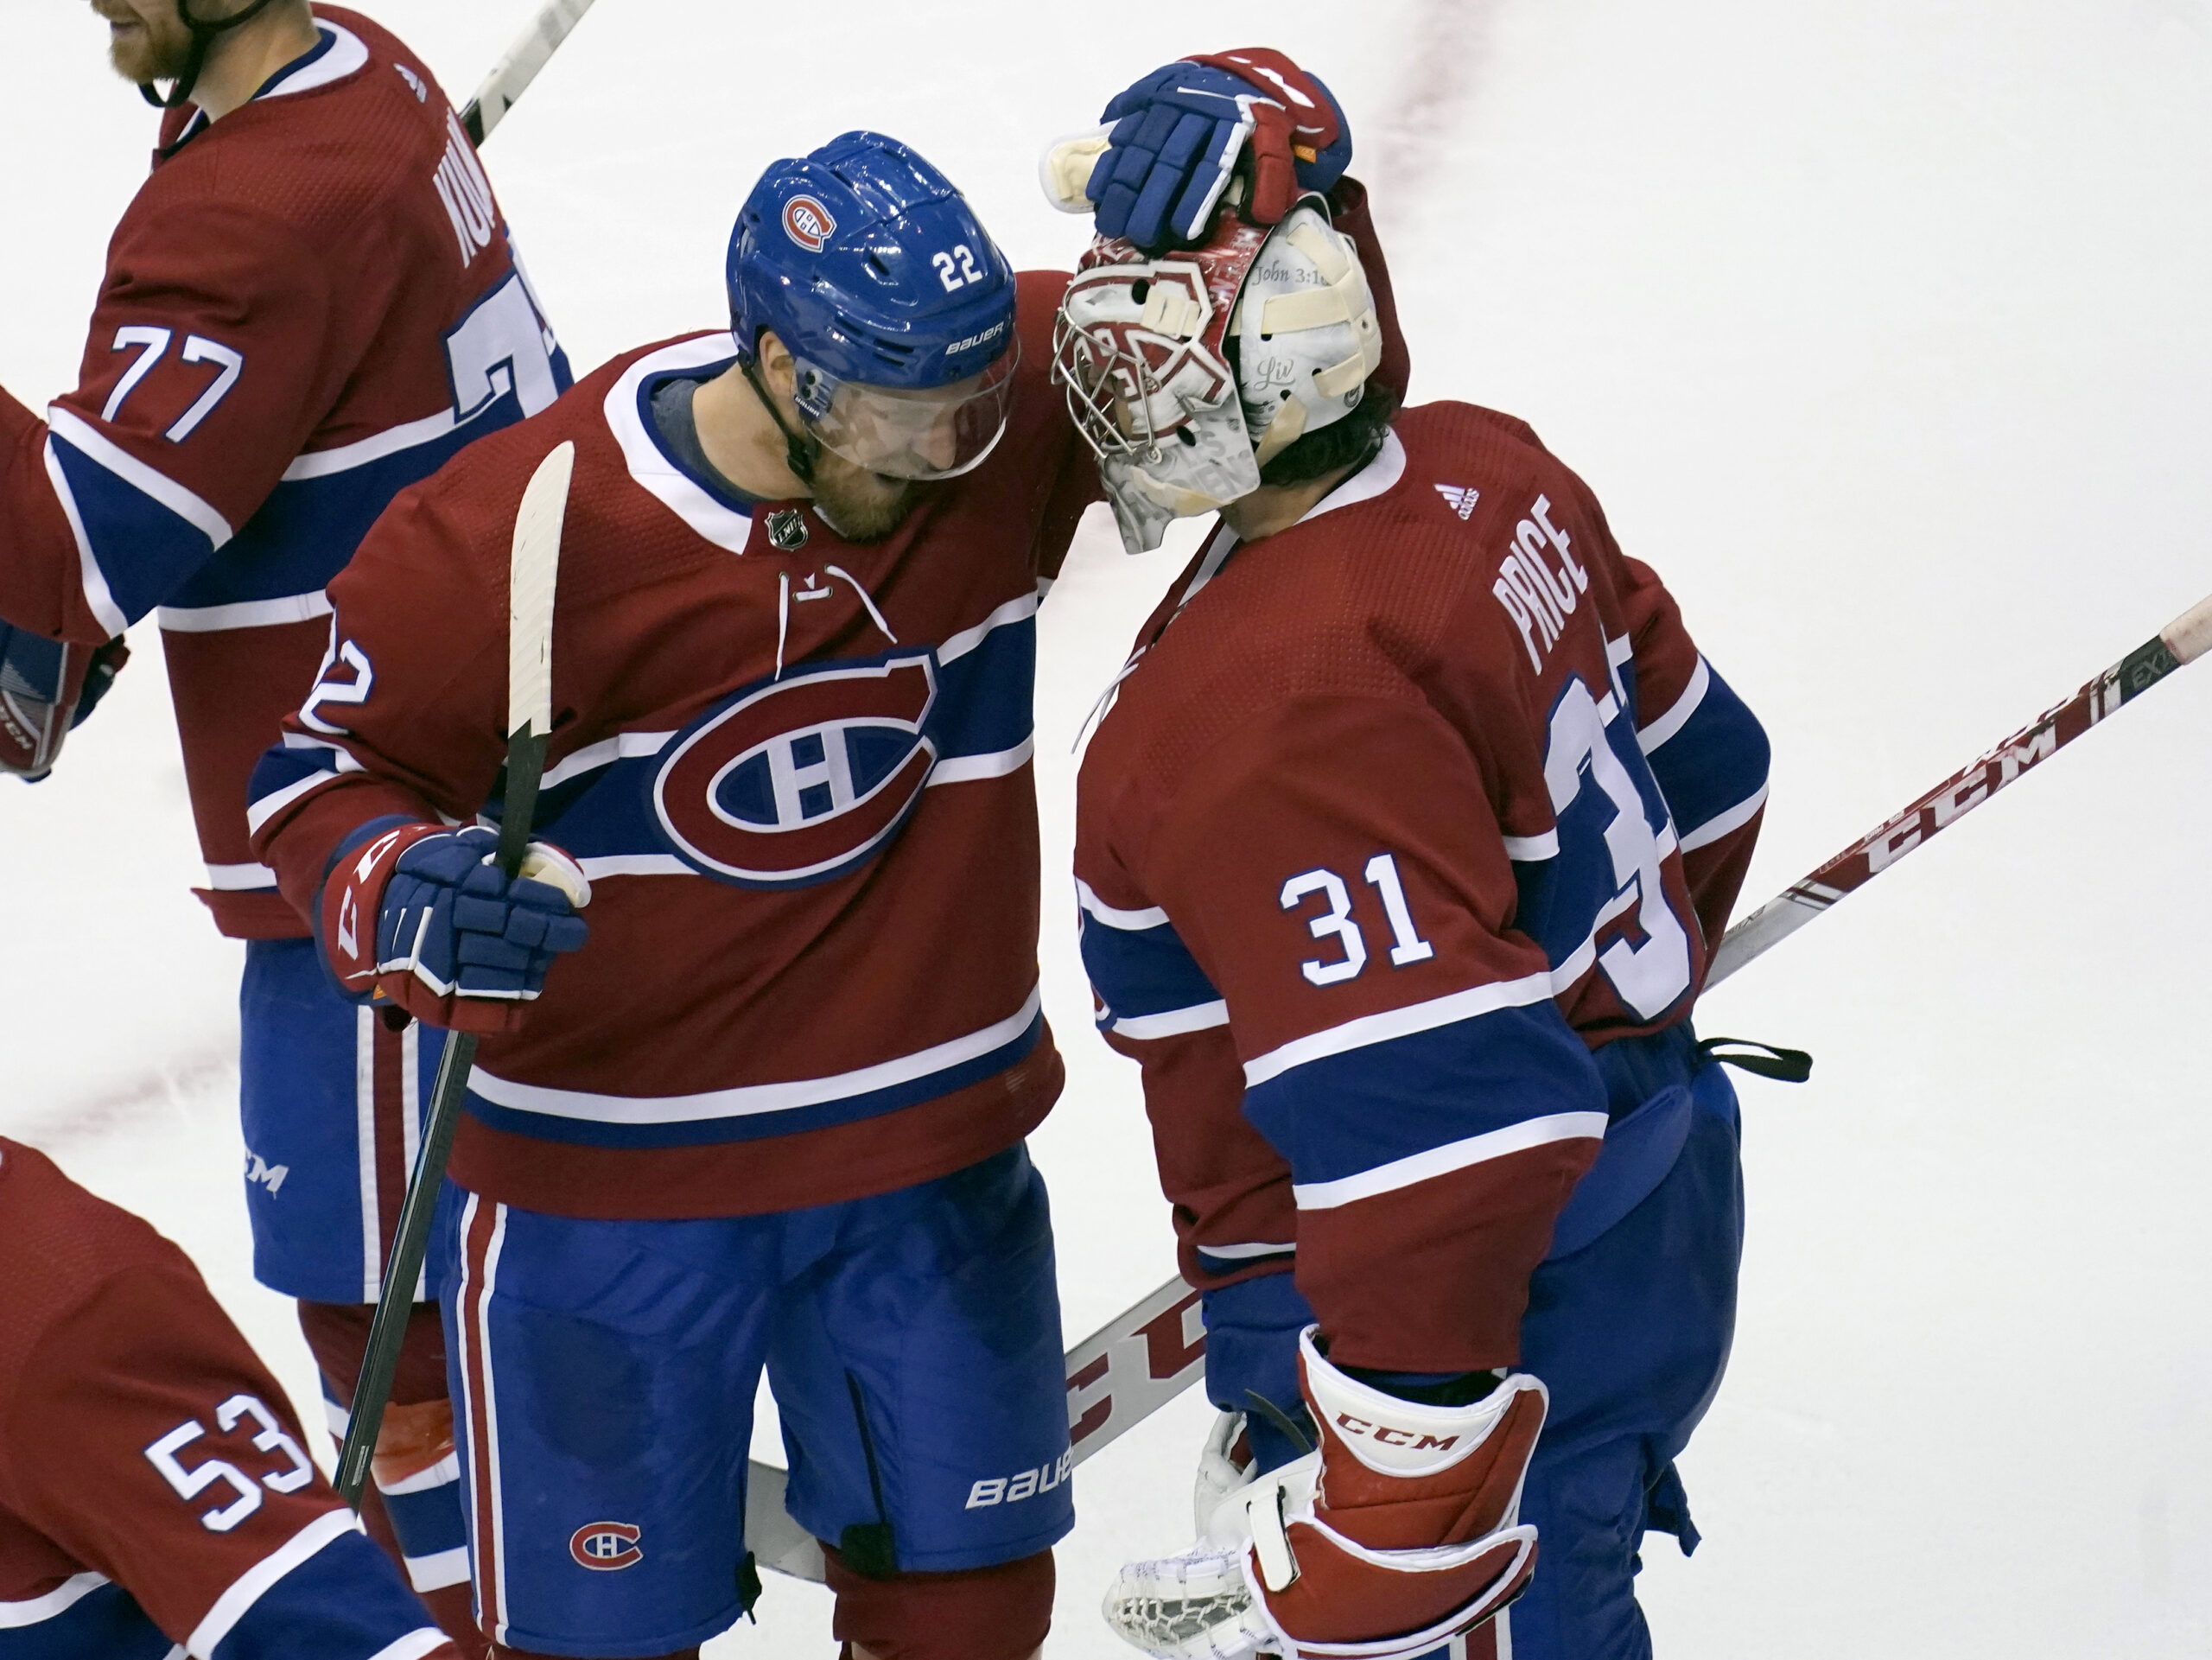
[741,584,2212,1579]
[461,0,599,145]
[334,442,575,1508]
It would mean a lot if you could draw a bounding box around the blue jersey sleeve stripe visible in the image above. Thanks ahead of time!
[46,407,233,631]
[0,1574,175,1657]
[1641,661,1771,843]
[1292,1110,1607,1209]
[1078,908,1221,1026]
[1243,1000,1605,1185]
[188,1507,359,1656]
[1242,973,1554,1089]
[205,1527,449,1660]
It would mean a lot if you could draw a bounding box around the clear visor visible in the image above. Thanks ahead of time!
[805,340,1020,481]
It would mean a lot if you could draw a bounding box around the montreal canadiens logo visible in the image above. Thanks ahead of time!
[570,1522,642,1571]
[783,194,836,252]
[652,654,938,888]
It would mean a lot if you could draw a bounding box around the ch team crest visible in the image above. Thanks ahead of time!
[652,653,939,889]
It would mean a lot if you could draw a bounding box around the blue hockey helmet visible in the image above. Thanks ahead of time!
[728,131,1020,480]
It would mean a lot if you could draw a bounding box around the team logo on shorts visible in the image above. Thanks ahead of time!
[783,194,836,252]
[570,1522,643,1571]
[652,652,939,889]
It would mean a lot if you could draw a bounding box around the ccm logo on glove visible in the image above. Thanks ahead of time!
[1327,1414,1463,1453]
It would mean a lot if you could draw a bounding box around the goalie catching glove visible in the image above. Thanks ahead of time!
[1105,1328,1543,1660]
[1041,49,1351,250]
[319,818,590,1034]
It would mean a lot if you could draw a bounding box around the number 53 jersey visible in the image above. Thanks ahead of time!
[0,6,567,938]
[1072,404,1771,1374]
[0,1139,456,1657]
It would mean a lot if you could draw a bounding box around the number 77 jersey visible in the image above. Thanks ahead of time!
[1071,402,1771,1373]
[0,7,567,937]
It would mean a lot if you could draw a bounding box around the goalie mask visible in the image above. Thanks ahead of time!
[1052,198,1385,553]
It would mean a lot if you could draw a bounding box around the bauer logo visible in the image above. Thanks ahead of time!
[652,653,939,889]
[570,1522,642,1571]
[783,194,836,252]
[966,1449,1074,1510]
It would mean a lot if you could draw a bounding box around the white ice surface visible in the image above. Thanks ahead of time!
[7,2,2212,1655]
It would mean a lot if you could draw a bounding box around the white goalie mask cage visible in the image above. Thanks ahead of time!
[1052,198,1385,553]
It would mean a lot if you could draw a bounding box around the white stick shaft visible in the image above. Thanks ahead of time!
[2162,589,2212,666]
[508,442,573,740]
[466,0,599,143]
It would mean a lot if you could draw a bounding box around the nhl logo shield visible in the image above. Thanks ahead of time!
[652,652,939,888]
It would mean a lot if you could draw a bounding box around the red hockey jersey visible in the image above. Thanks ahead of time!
[1073,405,1770,1374]
[0,1139,454,1657]
[0,7,567,938]
[248,276,1097,1220]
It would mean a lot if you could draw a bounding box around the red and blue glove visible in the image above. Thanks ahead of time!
[319,818,590,1035]
[1074,50,1351,250]
[1,623,128,781]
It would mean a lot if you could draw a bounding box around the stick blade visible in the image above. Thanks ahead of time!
[509,441,574,741]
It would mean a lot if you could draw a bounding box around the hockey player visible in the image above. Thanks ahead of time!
[244,133,1083,1660]
[1050,53,1772,1660]
[0,4,569,1648]
[0,1135,464,1658]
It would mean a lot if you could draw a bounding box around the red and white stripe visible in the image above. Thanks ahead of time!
[354,1009,423,1301]
[452,1193,512,1644]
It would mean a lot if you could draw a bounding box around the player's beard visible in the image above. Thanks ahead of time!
[809,453,925,544]
[95,2,195,86]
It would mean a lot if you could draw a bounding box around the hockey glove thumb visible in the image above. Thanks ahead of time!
[0,625,129,781]
[1104,1328,1542,1660]
[319,819,591,1035]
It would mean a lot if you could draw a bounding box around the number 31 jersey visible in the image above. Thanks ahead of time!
[0,7,567,938]
[0,1139,454,1657]
[1072,404,1770,1376]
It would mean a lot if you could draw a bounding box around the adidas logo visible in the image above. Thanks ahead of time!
[1435,484,1479,520]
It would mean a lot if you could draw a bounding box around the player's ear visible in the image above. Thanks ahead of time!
[755,330,799,402]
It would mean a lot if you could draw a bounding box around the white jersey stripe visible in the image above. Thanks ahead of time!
[46,407,234,547]
[467,988,1042,1124]
[355,1006,380,1302]
[159,592,333,633]
[1109,1001,1229,1040]
[1677,779,1770,852]
[1075,878,1168,932]
[1292,1111,1609,1210]
[1637,655,1711,753]
[1243,974,1555,1090]
[928,735,1033,785]
[365,1631,452,1660]
[0,1571,109,1628]
[43,437,126,638]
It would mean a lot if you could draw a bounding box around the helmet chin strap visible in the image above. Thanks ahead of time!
[741,359,821,488]
[139,0,283,112]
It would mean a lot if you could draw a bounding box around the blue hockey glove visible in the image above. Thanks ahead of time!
[321,820,590,1034]
[0,624,128,780]
[1046,50,1351,250]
